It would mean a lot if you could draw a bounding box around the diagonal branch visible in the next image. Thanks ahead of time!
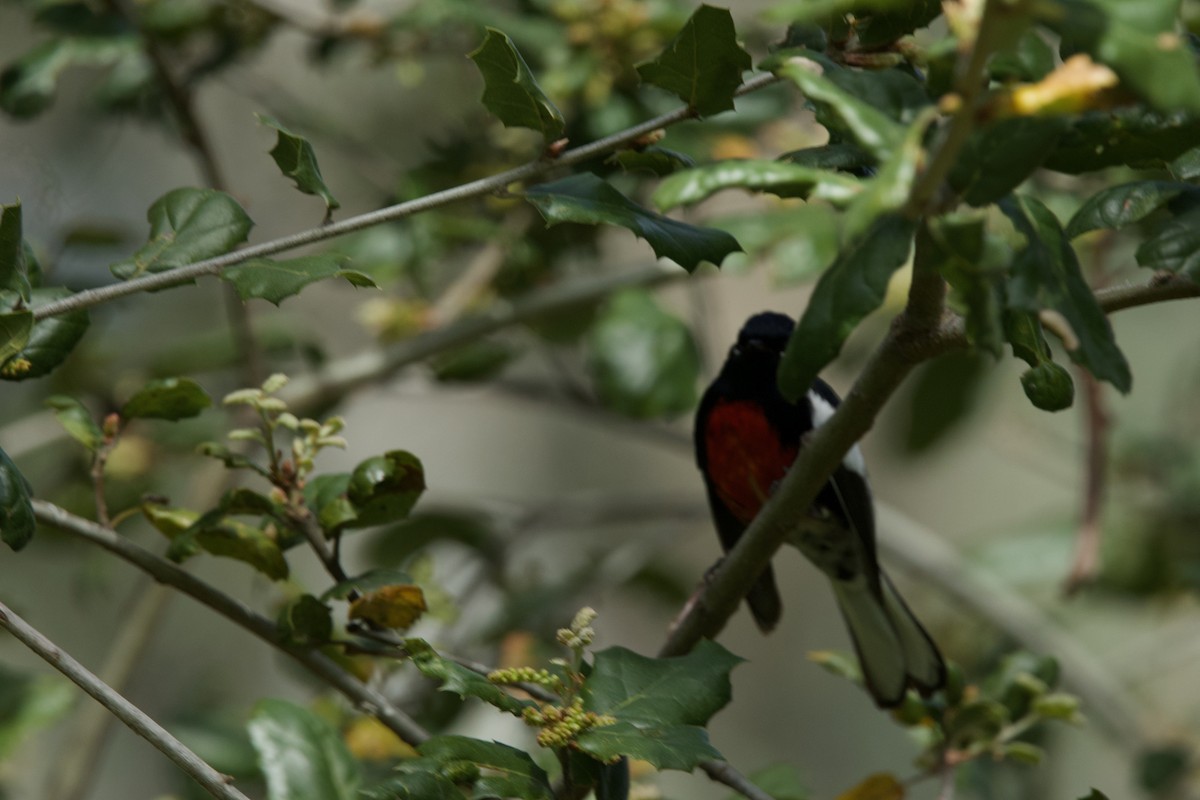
[0,599,252,800]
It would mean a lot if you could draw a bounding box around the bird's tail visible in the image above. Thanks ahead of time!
[831,572,945,707]
[746,566,783,633]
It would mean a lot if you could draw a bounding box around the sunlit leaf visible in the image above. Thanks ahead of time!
[653,160,862,211]
[636,5,751,117]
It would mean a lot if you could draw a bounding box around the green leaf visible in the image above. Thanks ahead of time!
[0,447,35,552]
[778,214,916,401]
[0,201,31,299]
[1135,207,1200,280]
[990,28,1057,82]
[772,56,906,162]
[431,340,518,383]
[1044,107,1200,174]
[636,5,751,117]
[0,34,143,118]
[404,638,534,716]
[140,502,200,539]
[523,173,741,272]
[841,105,933,239]
[222,255,376,306]
[468,28,564,141]
[362,771,461,800]
[1170,145,1200,180]
[277,594,333,646]
[0,311,33,367]
[818,61,931,124]
[257,114,340,212]
[321,568,415,601]
[248,699,360,800]
[121,376,212,420]
[1066,181,1194,238]
[609,147,696,176]
[303,473,357,532]
[949,117,1069,207]
[927,214,1004,356]
[0,288,89,381]
[898,352,991,454]
[419,736,552,800]
[576,640,741,770]
[346,450,425,528]
[779,142,874,172]
[349,584,426,630]
[169,515,289,580]
[1049,0,1200,115]
[0,663,74,759]
[110,188,253,280]
[1137,746,1190,794]
[652,160,863,211]
[586,289,700,419]
[45,395,103,451]
[195,441,263,474]
[1000,195,1131,392]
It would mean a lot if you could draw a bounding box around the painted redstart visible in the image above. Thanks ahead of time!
[694,311,946,706]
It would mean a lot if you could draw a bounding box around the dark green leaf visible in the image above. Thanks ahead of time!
[990,28,1056,82]
[596,759,631,800]
[609,147,696,176]
[1044,107,1200,174]
[778,214,916,401]
[0,288,89,381]
[110,188,253,280]
[169,515,289,580]
[0,311,33,366]
[1170,145,1200,180]
[949,117,1069,206]
[0,447,35,552]
[0,34,143,118]
[45,395,103,451]
[841,106,932,238]
[346,450,425,528]
[764,0,939,44]
[1066,181,1194,238]
[321,568,414,601]
[636,5,751,117]
[420,736,552,800]
[576,640,741,769]
[944,699,1009,749]
[247,699,360,800]
[257,114,340,212]
[772,56,906,161]
[219,487,282,517]
[819,62,931,124]
[1000,195,1131,392]
[431,340,517,382]
[121,376,212,420]
[0,663,74,759]
[1137,746,1190,794]
[779,142,874,172]
[523,174,741,272]
[1049,0,1200,114]
[927,214,1005,356]
[468,28,564,141]
[586,289,700,419]
[222,255,376,306]
[277,594,333,646]
[404,638,533,715]
[1135,207,1200,280]
[303,472,357,532]
[361,771,460,800]
[897,353,991,454]
[0,201,31,299]
[195,441,264,474]
[653,160,862,211]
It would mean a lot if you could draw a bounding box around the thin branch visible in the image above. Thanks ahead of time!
[1095,272,1200,313]
[31,499,431,746]
[699,760,776,800]
[31,73,780,322]
[0,599,252,800]
[1063,369,1109,595]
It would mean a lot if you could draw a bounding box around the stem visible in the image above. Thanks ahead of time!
[699,760,776,800]
[32,73,779,322]
[31,499,431,746]
[0,599,252,800]
[1064,369,1108,594]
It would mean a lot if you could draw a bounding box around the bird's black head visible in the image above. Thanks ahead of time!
[734,311,794,356]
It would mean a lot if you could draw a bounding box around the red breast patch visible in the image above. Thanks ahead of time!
[704,399,798,524]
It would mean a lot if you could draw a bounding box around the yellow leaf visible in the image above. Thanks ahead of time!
[344,716,419,761]
[1005,54,1119,117]
[348,584,427,629]
[835,772,905,800]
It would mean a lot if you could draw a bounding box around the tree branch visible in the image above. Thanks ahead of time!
[31,73,779,322]
[30,500,431,746]
[0,599,252,800]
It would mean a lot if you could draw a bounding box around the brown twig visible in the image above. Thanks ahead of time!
[1064,368,1110,594]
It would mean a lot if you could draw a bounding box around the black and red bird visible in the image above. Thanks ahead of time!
[694,311,945,707]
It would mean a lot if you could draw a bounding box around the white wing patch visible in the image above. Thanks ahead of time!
[807,389,867,476]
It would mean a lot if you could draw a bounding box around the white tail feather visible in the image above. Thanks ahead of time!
[831,580,907,705]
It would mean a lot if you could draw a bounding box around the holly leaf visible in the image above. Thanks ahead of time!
[926,214,1004,356]
[949,117,1069,207]
[346,450,425,529]
[468,28,564,141]
[257,114,340,213]
[1000,195,1131,392]
[348,584,427,630]
[277,595,333,646]
[404,638,533,716]
[609,147,696,176]
[168,514,289,580]
[1135,207,1200,280]
[1044,107,1200,174]
[575,640,742,770]
[222,255,376,306]
[419,736,552,800]
[778,214,916,401]
[523,173,741,272]
[121,376,212,420]
[0,447,35,552]
[586,289,700,419]
[110,188,252,280]
[653,160,863,211]
[1066,180,1194,239]
[636,5,751,117]
[248,699,360,800]
[322,568,415,601]
[45,396,103,451]
[0,288,89,381]
[0,34,143,118]
[0,201,31,299]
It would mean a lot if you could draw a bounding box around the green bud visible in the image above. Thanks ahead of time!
[1020,362,1074,411]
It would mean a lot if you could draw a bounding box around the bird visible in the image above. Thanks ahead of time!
[693,310,945,707]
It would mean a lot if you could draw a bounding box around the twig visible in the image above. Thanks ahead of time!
[31,73,780,321]
[699,760,776,800]
[0,599,252,800]
[1063,369,1109,594]
[31,499,431,746]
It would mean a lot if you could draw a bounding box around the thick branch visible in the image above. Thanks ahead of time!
[32,73,779,321]
[31,500,431,746]
[0,599,252,800]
